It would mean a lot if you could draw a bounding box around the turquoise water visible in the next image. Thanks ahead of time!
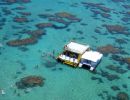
[0,0,130,100]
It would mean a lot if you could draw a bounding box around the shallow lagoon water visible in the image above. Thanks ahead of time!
[0,0,130,100]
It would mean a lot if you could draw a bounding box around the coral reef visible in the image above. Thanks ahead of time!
[123,57,130,65]
[2,0,31,4]
[35,23,53,29]
[7,30,45,46]
[2,7,12,15]
[115,38,127,44]
[13,16,28,23]
[55,12,81,21]
[116,92,129,100]
[7,37,37,46]
[99,70,120,81]
[28,29,45,38]
[111,86,120,91]
[38,12,80,27]
[102,24,129,35]
[97,44,120,55]
[16,75,44,89]
[106,65,127,74]
[82,2,111,19]
[112,0,125,2]
[91,76,103,83]
[18,12,31,16]
[122,5,130,9]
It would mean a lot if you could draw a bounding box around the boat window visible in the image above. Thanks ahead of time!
[63,51,78,59]
[80,59,91,64]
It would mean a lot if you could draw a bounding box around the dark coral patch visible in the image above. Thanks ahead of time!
[55,12,81,22]
[7,30,45,47]
[13,16,29,23]
[115,38,127,44]
[111,86,120,91]
[97,44,120,55]
[99,70,120,81]
[48,17,70,25]
[123,57,130,66]
[2,7,12,15]
[91,10,111,19]
[2,0,31,4]
[6,37,37,46]
[35,23,53,29]
[18,12,31,16]
[91,76,103,83]
[94,28,101,33]
[112,0,125,2]
[116,92,129,100]
[102,24,129,35]
[82,2,111,19]
[28,29,46,38]
[16,75,44,89]
[122,5,130,9]
[106,65,127,74]
[38,12,80,30]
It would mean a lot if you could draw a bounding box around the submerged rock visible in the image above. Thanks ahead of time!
[116,92,129,100]
[16,76,44,89]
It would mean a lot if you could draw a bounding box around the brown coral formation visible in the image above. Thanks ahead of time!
[7,37,37,46]
[82,2,111,19]
[8,11,80,47]
[13,17,28,23]
[29,29,45,38]
[18,12,31,16]
[102,24,129,35]
[91,10,111,19]
[55,12,80,21]
[7,30,45,46]
[35,23,53,29]
[2,0,31,3]
[38,12,81,25]
[97,44,120,55]
[48,17,70,25]
[16,75,44,89]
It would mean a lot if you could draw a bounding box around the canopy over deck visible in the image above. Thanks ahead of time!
[64,42,90,54]
[81,51,103,62]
